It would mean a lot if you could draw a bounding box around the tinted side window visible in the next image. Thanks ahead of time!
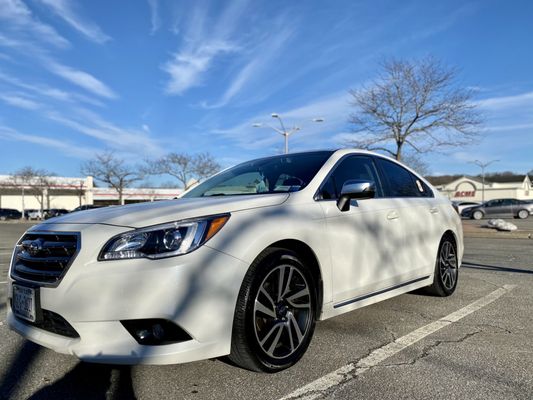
[413,176,434,198]
[319,156,381,199]
[376,158,419,198]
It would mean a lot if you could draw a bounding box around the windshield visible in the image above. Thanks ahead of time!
[182,151,333,198]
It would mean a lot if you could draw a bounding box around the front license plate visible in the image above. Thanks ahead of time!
[12,285,37,322]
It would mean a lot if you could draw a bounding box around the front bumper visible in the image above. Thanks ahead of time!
[7,223,249,365]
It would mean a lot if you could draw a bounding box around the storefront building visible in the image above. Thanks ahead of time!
[0,175,182,212]
[434,175,532,202]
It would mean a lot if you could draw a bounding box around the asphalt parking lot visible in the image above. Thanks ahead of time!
[0,220,532,400]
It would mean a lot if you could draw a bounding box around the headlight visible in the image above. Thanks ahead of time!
[99,214,229,260]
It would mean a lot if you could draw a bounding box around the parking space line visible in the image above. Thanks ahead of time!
[280,284,517,400]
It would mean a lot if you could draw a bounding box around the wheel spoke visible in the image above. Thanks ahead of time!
[266,324,284,356]
[255,298,276,319]
[259,286,276,308]
[286,323,295,352]
[288,313,303,343]
[281,266,294,299]
[260,322,282,346]
[286,287,310,308]
[277,266,286,302]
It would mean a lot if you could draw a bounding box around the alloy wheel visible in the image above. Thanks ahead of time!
[439,241,457,290]
[253,264,312,359]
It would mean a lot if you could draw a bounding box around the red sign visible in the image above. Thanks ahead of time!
[454,191,476,197]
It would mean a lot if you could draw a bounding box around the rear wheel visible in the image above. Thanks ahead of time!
[517,209,529,219]
[472,210,483,220]
[426,235,458,297]
[229,248,317,372]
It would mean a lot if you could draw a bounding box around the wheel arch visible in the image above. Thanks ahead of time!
[253,239,324,320]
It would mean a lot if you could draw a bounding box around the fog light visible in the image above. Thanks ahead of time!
[121,319,192,345]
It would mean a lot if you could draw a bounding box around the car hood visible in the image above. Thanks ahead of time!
[41,194,290,228]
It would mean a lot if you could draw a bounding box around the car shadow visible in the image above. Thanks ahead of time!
[462,261,533,275]
[28,363,136,400]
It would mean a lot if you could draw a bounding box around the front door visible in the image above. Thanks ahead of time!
[317,156,408,304]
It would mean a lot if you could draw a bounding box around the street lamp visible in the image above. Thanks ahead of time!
[468,159,499,203]
[253,114,324,154]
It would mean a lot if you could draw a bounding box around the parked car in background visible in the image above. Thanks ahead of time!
[461,198,533,219]
[43,209,69,219]
[70,205,102,213]
[24,209,44,220]
[452,201,481,214]
[0,208,22,221]
[7,150,463,372]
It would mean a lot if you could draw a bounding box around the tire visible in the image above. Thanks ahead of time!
[517,209,529,219]
[472,210,483,220]
[229,248,317,372]
[425,235,459,297]
[0,216,6,221]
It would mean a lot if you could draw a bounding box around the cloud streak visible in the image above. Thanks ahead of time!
[0,0,69,48]
[477,91,533,110]
[212,91,351,150]
[162,0,250,95]
[37,0,111,43]
[147,0,160,34]
[46,60,118,99]
[0,93,42,110]
[0,126,96,159]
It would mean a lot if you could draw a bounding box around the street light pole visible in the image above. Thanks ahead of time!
[253,114,324,154]
[469,159,499,203]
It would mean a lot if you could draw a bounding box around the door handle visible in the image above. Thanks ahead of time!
[429,207,439,214]
[387,211,399,220]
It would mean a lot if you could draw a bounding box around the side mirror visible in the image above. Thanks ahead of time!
[337,179,376,211]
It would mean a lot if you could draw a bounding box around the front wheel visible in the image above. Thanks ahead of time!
[425,235,459,297]
[229,248,317,372]
[517,209,529,219]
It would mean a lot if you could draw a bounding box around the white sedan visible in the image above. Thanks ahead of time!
[7,150,462,372]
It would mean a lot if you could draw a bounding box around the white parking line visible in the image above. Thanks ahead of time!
[280,284,517,400]
[0,281,6,284]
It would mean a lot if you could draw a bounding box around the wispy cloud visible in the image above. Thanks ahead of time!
[0,0,69,48]
[45,107,164,156]
[202,26,295,109]
[477,91,533,110]
[0,92,42,110]
[37,0,111,43]
[147,0,160,34]
[212,91,351,150]
[162,0,249,95]
[0,70,104,106]
[46,59,117,99]
[163,41,238,95]
[0,126,96,158]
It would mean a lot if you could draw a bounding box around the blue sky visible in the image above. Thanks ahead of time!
[0,0,532,180]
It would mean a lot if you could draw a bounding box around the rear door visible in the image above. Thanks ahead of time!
[374,157,440,279]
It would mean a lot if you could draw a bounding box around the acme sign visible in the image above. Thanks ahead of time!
[454,191,475,197]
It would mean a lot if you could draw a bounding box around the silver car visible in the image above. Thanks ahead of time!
[461,198,533,220]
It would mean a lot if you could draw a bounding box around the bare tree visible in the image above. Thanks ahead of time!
[347,57,482,161]
[81,152,143,205]
[12,167,56,216]
[400,153,430,176]
[145,152,220,190]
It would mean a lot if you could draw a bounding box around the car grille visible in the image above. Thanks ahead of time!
[10,232,80,286]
